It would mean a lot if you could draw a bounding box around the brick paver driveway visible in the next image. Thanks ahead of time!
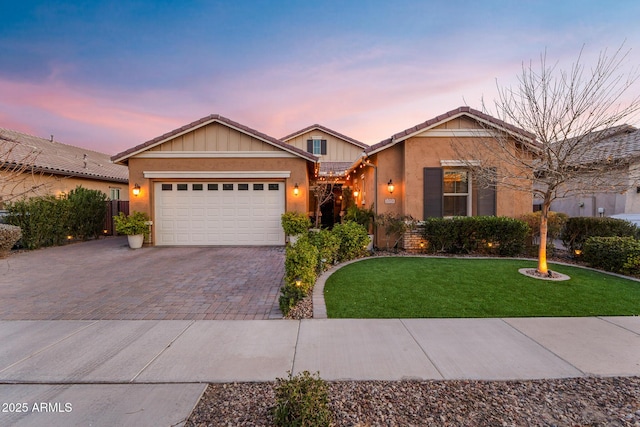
[0,237,285,320]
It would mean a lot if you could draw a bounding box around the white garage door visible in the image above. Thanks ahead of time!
[154,182,285,245]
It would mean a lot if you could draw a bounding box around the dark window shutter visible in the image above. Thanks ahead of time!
[307,140,313,153]
[477,168,497,216]
[424,167,443,219]
[320,140,327,155]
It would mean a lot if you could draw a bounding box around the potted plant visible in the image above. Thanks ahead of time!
[113,211,150,249]
[281,211,311,245]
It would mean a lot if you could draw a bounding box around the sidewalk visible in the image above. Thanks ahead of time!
[0,317,639,426]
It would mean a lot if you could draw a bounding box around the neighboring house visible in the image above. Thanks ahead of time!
[0,127,129,207]
[346,106,535,248]
[112,107,535,247]
[547,125,640,218]
[111,115,317,246]
[281,124,367,226]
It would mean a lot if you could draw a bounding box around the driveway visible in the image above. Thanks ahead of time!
[0,237,285,320]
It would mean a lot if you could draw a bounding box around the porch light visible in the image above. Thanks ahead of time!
[293,183,299,196]
[132,183,141,196]
[387,179,394,194]
[353,187,359,198]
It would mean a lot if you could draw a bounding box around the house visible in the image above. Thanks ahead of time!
[345,106,535,248]
[111,115,318,246]
[112,107,535,247]
[0,127,129,207]
[546,125,640,218]
[281,124,367,227]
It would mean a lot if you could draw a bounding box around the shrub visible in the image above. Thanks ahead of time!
[273,371,333,427]
[422,216,529,256]
[5,195,71,249]
[113,211,150,236]
[281,212,312,236]
[0,224,21,256]
[67,186,108,240]
[561,217,639,254]
[279,236,318,315]
[376,213,418,251]
[307,229,340,272]
[582,236,640,273]
[332,220,369,262]
[344,205,375,233]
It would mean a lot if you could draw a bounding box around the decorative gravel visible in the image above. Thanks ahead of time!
[185,376,640,426]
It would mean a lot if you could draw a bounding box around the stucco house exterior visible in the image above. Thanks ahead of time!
[345,107,535,247]
[0,127,129,208]
[112,107,535,247]
[111,115,318,246]
[547,124,640,218]
[281,124,367,227]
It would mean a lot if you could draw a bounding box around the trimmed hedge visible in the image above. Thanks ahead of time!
[421,216,530,256]
[561,217,640,254]
[279,221,370,315]
[5,186,108,249]
[582,236,640,274]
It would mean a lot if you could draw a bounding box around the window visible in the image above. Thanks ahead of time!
[110,188,120,200]
[177,184,188,191]
[443,170,470,216]
[253,184,264,190]
[223,184,234,191]
[306,138,327,155]
[192,184,203,191]
[268,183,279,191]
[161,184,173,191]
[208,183,218,191]
[238,183,249,191]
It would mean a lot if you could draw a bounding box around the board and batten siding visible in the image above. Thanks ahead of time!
[285,130,363,162]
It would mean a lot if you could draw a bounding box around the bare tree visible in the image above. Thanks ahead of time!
[457,44,640,274]
[311,178,339,228]
[0,131,46,204]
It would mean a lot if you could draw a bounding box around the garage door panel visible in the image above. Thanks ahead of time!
[155,181,285,246]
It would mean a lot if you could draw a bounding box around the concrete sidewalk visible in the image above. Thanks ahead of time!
[1,317,639,426]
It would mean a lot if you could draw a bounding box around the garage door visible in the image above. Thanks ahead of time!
[154,182,285,245]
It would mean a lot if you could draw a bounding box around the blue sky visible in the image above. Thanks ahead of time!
[1,1,640,154]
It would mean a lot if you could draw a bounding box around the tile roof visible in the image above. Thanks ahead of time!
[365,106,536,155]
[0,128,128,182]
[281,124,368,149]
[112,114,319,163]
[563,125,640,165]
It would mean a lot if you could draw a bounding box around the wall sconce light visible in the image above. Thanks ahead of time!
[132,183,141,196]
[387,179,395,194]
[293,183,299,196]
[353,187,360,198]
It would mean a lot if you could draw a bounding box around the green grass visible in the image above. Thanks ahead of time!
[323,257,640,318]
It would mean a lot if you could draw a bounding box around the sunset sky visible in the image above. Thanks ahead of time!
[2,1,640,154]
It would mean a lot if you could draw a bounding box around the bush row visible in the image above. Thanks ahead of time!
[560,216,639,254]
[421,216,530,256]
[279,219,369,315]
[5,187,108,249]
[582,236,640,275]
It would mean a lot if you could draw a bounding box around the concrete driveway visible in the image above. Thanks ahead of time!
[0,237,285,320]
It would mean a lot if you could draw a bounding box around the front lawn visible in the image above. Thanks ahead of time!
[323,257,640,318]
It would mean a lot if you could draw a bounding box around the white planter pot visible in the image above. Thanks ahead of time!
[127,234,144,249]
[367,234,374,251]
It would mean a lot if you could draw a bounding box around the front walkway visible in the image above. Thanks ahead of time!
[0,237,284,320]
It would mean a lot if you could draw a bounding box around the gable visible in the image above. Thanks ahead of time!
[145,122,281,154]
[283,127,365,163]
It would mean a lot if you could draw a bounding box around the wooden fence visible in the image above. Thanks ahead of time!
[103,200,129,235]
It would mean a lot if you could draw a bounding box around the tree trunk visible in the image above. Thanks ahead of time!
[537,201,550,274]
